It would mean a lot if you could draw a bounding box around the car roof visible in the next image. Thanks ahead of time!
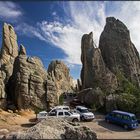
[76,106,87,109]
[112,110,135,116]
[55,105,69,108]
[56,110,68,112]
[52,105,69,109]
[39,111,47,114]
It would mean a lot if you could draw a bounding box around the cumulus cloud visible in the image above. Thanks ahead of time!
[16,1,106,65]
[15,23,46,41]
[16,1,140,65]
[0,1,22,21]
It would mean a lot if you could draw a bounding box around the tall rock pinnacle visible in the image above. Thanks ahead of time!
[80,32,117,93]
[99,17,140,87]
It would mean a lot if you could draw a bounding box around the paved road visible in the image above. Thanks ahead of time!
[80,118,140,139]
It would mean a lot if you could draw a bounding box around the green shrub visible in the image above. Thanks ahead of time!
[117,93,136,113]
[114,70,140,113]
[59,94,64,105]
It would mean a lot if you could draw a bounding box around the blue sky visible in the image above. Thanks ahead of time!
[0,1,140,79]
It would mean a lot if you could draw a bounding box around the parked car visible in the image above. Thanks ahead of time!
[53,109,80,122]
[75,106,95,121]
[37,111,48,121]
[49,105,70,116]
[37,105,71,121]
[105,110,139,130]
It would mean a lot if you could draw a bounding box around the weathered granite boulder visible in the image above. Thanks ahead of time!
[77,88,104,109]
[0,23,18,82]
[11,45,48,110]
[8,117,97,140]
[99,17,140,87]
[19,44,26,55]
[0,23,18,108]
[46,73,59,109]
[48,60,74,95]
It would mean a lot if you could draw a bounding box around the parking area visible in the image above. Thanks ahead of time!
[80,116,140,139]
[61,95,140,139]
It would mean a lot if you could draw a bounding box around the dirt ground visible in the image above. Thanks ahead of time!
[0,110,140,139]
[80,113,140,139]
[0,109,36,137]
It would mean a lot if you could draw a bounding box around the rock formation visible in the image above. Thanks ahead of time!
[48,60,75,97]
[99,17,140,87]
[80,17,140,113]
[8,117,97,139]
[10,46,47,110]
[77,88,104,109]
[46,73,59,109]
[0,23,74,110]
[81,32,118,93]
[0,23,18,109]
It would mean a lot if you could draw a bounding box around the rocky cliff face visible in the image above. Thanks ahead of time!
[10,45,47,110]
[99,17,140,87]
[81,32,118,93]
[48,60,74,94]
[0,23,18,82]
[80,17,140,113]
[0,23,74,110]
[0,23,18,108]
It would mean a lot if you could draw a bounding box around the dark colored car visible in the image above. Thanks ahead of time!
[69,98,82,107]
[105,110,139,130]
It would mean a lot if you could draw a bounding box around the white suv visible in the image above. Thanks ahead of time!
[55,110,80,122]
[49,105,70,116]
[37,105,70,121]
[75,106,95,121]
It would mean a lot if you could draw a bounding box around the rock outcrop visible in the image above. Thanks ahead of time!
[99,17,140,87]
[48,60,74,95]
[10,46,47,110]
[80,17,140,113]
[77,88,104,109]
[81,32,118,93]
[0,23,74,110]
[0,23,18,82]
[0,23,18,108]
[46,74,59,109]
[9,117,97,140]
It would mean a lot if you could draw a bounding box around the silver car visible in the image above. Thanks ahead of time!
[55,110,80,122]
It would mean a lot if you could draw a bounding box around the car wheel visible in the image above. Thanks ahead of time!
[81,116,85,121]
[72,118,78,122]
[124,124,128,130]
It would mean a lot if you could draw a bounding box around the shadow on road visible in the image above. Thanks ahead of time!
[98,120,128,132]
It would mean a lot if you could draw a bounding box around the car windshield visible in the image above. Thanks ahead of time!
[80,109,89,113]
[69,111,73,114]
[63,108,69,110]
[131,115,137,121]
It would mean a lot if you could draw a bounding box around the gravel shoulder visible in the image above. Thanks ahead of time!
[80,116,140,139]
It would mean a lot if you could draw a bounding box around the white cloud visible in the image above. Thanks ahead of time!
[16,1,140,65]
[0,2,22,20]
[15,23,46,41]
[52,11,57,16]
[16,2,106,65]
